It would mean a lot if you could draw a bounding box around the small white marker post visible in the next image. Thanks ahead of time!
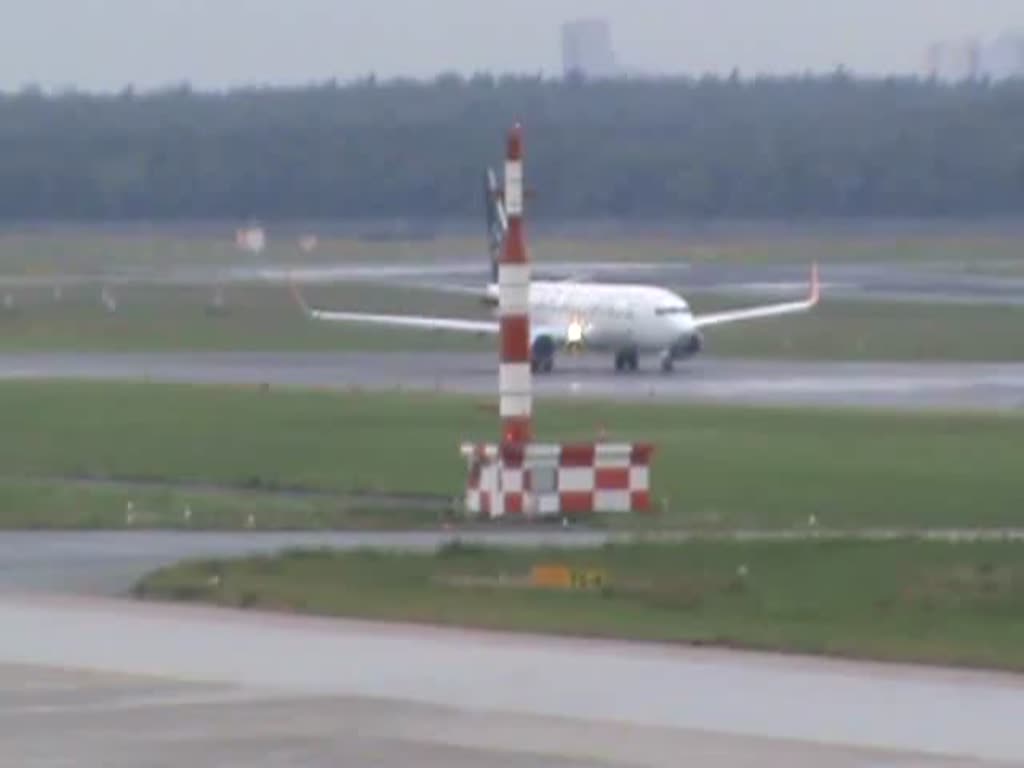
[102,287,117,313]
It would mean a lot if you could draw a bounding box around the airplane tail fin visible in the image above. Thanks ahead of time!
[484,167,507,284]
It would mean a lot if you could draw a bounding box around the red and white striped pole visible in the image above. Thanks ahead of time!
[498,124,532,444]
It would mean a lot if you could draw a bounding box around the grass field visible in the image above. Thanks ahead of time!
[134,539,1024,672]
[0,477,446,531]
[0,279,1022,361]
[0,380,1020,530]
[0,281,489,353]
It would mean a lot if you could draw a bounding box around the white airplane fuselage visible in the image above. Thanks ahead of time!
[484,280,701,358]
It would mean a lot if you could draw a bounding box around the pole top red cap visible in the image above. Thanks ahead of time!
[506,123,523,161]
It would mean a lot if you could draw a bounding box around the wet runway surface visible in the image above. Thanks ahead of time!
[7,664,989,768]
[205,258,1024,306]
[2,593,1021,767]
[205,257,1024,306]
[5,257,1024,306]
[0,350,1022,411]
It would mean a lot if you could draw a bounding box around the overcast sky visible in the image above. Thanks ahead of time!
[4,0,1024,92]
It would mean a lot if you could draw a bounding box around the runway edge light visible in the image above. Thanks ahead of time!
[459,124,656,521]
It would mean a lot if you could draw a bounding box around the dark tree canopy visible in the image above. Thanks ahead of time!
[2,74,1023,221]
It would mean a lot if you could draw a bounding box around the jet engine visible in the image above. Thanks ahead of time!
[531,334,556,373]
[671,332,704,360]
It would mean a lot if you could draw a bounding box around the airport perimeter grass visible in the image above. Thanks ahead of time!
[0,282,490,353]
[0,477,443,531]
[1,280,1024,361]
[0,380,1021,531]
[135,539,1024,672]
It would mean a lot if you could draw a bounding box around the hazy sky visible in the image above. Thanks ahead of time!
[4,0,1024,91]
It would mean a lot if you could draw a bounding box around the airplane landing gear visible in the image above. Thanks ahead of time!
[659,352,675,374]
[614,349,639,373]
[531,355,554,374]
[531,336,556,374]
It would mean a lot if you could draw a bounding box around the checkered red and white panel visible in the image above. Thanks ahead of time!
[460,442,654,518]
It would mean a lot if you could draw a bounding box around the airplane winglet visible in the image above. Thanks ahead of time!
[288,274,314,318]
[809,262,821,306]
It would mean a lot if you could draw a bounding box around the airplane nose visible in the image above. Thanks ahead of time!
[671,315,703,357]
[672,313,695,336]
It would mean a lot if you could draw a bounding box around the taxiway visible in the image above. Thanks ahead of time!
[5,257,1024,306]
[0,350,1022,411]
[2,587,1021,767]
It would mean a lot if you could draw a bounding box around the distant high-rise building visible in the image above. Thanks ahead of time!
[561,18,618,79]
[926,39,981,82]
[926,33,1024,82]
[978,33,1024,80]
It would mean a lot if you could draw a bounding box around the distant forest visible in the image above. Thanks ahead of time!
[3,74,1024,221]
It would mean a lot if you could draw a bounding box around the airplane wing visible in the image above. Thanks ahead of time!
[691,264,821,329]
[290,280,499,335]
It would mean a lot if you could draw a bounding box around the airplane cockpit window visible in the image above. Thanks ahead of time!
[655,306,689,316]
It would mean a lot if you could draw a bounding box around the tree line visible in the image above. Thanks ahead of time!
[2,74,1023,220]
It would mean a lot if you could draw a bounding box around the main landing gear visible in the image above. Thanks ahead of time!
[531,355,554,374]
[614,349,675,374]
[530,336,556,374]
[613,349,639,373]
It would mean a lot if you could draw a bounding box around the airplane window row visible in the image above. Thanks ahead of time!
[535,300,635,318]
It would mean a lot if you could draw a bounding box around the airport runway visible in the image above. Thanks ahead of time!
[194,258,1024,306]
[5,257,1024,305]
[1,585,1022,767]
[0,350,1022,411]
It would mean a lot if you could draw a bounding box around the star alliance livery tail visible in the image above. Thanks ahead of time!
[484,167,507,284]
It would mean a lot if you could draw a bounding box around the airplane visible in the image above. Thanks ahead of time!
[291,169,820,374]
